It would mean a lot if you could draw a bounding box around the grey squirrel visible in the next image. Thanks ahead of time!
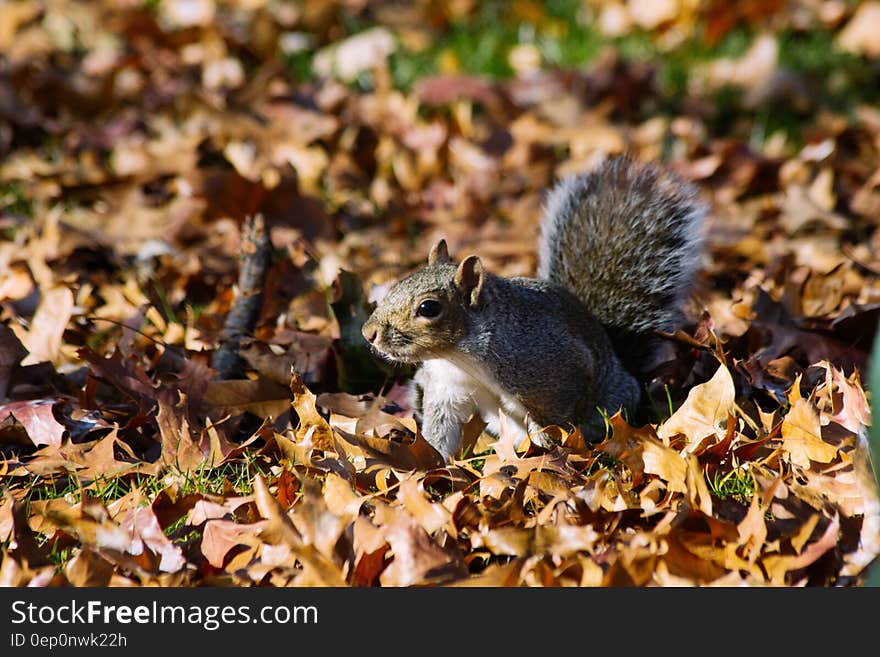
[361,155,707,462]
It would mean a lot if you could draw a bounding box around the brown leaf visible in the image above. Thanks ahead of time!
[19,286,74,366]
[201,519,265,569]
[398,475,452,535]
[119,505,187,573]
[641,438,689,494]
[290,479,350,560]
[782,396,841,468]
[187,496,251,526]
[322,472,364,517]
[0,323,28,400]
[253,474,347,586]
[763,514,841,585]
[736,474,781,566]
[473,526,532,557]
[4,491,53,569]
[449,560,524,586]
[840,427,880,578]
[65,547,115,586]
[79,347,157,408]
[534,525,600,558]
[379,511,466,586]
[240,333,332,385]
[0,399,66,448]
[313,27,396,83]
[157,395,207,470]
[336,426,446,471]
[657,363,736,449]
[72,427,143,480]
[661,534,729,583]
[290,373,336,451]
[351,514,391,586]
[686,454,714,517]
[205,378,291,420]
[823,364,871,433]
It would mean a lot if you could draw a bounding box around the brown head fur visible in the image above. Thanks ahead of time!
[361,240,485,363]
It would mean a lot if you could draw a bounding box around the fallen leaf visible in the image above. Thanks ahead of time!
[290,373,336,451]
[313,27,396,82]
[782,397,841,468]
[0,324,28,400]
[837,2,880,57]
[398,475,452,535]
[763,514,841,585]
[64,548,115,586]
[201,519,266,569]
[0,399,66,447]
[657,363,736,449]
[157,394,208,470]
[19,286,74,366]
[379,511,466,586]
[119,505,187,573]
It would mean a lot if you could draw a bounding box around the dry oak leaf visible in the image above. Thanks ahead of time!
[657,363,735,450]
[335,425,445,471]
[18,286,74,367]
[603,413,689,496]
[820,363,870,433]
[205,378,291,420]
[837,2,880,58]
[534,524,601,558]
[0,323,28,399]
[201,519,267,569]
[322,472,365,517]
[119,505,187,573]
[289,479,351,561]
[313,27,396,82]
[290,373,336,451]
[351,514,391,587]
[0,399,66,448]
[71,428,146,480]
[252,475,347,586]
[379,511,467,586]
[781,378,841,468]
[64,548,115,587]
[156,395,209,470]
[736,474,780,566]
[398,475,452,536]
[472,526,533,557]
[762,514,841,586]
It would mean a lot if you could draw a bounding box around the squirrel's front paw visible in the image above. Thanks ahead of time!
[420,429,460,464]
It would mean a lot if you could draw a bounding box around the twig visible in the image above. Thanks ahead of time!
[212,215,271,380]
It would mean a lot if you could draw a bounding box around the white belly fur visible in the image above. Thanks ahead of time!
[419,356,531,439]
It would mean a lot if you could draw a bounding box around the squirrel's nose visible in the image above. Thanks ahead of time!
[362,322,378,345]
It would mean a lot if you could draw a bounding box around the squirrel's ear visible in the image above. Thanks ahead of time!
[428,239,450,265]
[454,255,484,307]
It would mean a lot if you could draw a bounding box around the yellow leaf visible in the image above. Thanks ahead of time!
[657,363,735,449]
[290,373,336,451]
[642,440,688,494]
[782,398,839,468]
[686,454,714,516]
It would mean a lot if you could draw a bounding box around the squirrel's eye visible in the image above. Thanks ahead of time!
[416,300,443,319]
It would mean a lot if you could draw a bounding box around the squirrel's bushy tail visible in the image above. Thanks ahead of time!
[538,155,706,371]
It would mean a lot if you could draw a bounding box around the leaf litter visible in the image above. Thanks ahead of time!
[1,0,880,587]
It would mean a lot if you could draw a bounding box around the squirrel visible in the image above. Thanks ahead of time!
[361,154,707,463]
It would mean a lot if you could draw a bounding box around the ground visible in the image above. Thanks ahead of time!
[1,0,880,587]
